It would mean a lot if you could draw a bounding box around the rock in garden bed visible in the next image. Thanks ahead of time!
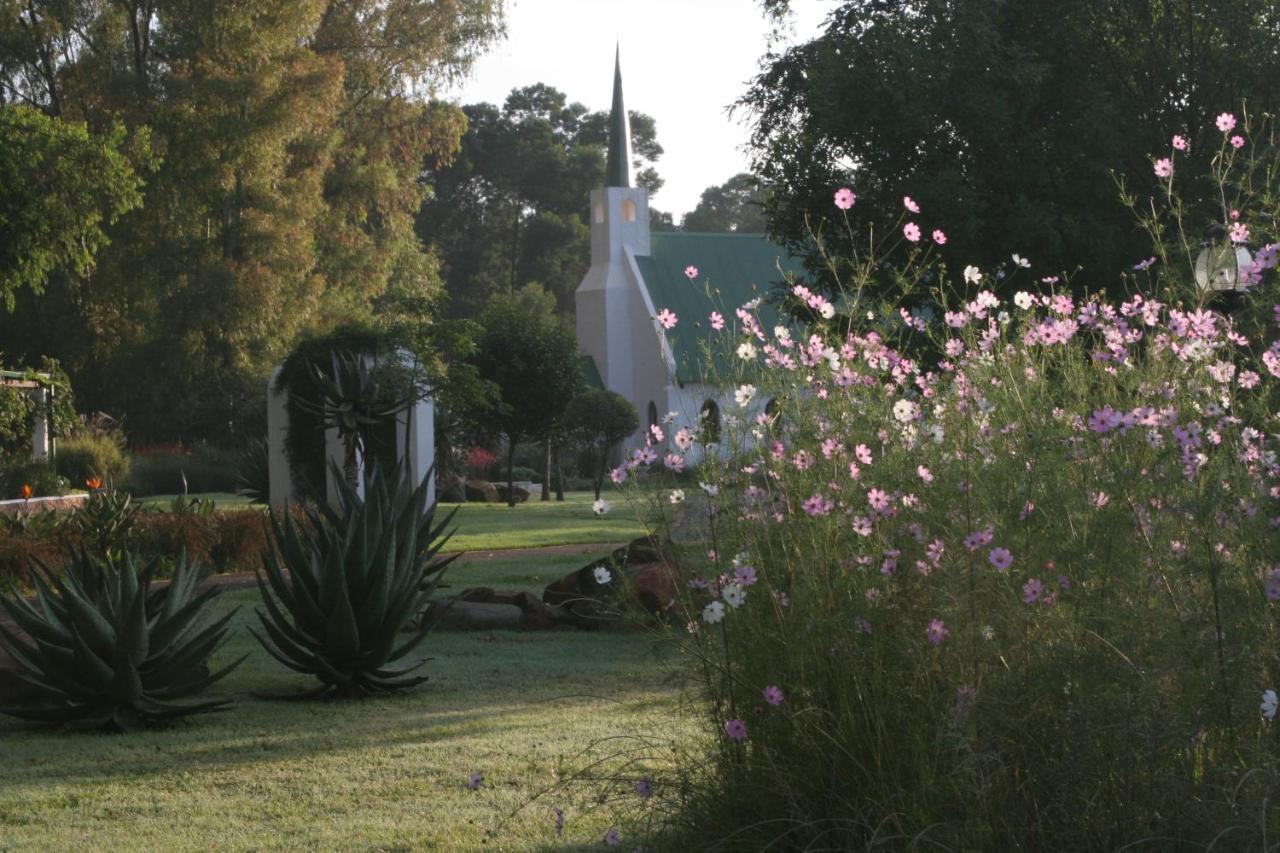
[542,536,679,628]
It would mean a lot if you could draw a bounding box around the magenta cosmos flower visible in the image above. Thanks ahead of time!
[1231,135,1245,150]
[762,685,784,706]
[903,222,922,242]
[656,308,677,329]
[1216,112,1237,132]
[725,718,748,740]
[932,229,947,245]
[926,618,949,645]
[684,265,699,279]
[988,547,1013,571]
[710,311,724,330]
[834,187,856,210]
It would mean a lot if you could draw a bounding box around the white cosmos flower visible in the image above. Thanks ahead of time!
[661,410,679,424]
[963,265,983,285]
[699,482,720,496]
[774,326,791,343]
[819,302,836,319]
[594,565,612,585]
[1012,254,1031,268]
[668,489,685,504]
[1263,689,1278,720]
[721,583,746,608]
[892,399,919,422]
[997,311,1010,324]
[592,499,611,516]
[735,384,756,407]
[737,342,757,360]
[702,601,726,624]
[1014,292,1034,310]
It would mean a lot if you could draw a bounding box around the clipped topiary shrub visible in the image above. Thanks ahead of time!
[55,433,129,487]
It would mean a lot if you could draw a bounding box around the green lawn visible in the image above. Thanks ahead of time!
[441,491,647,553]
[443,549,618,594]
[0,571,691,850]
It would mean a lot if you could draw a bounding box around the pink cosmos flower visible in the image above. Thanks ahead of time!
[855,444,873,464]
[734,565,757,586]
[725,718,748,740]
[1230,221,1250,244]
[834,187,856,210]
[802,494,833,517]
[467,771,484,790]
[684,265,699,279]
[926,618,949,645]
[917,465,934,484]
[1231,135,1245,150]
[663,453,685,472]
[904,195,920,213]
[1172,134,1189,151]
[1153,158,1173,178]
[635,778,653,798]
[710,311,725,330]
[988,547,1013,571]
[1266,568,1280,602]
[932,229,947,245]
[903,222,922,242]
[1216,112,1237,132]
[554,806,564,837]
[762,685,784,706]
[1022,578,1043,603]
[604,827,622,846]
[867,488,890,512]
[656,308,678,329]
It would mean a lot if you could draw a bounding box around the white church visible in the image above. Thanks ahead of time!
[575,52,803,461]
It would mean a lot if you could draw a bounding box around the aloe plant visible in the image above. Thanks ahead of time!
[0,549,243,731]
[251,463,455,699]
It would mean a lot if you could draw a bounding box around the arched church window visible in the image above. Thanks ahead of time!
[594,202,605,223]
[648,401,658,431]
[621,198,638,222]
[699,399,721,445]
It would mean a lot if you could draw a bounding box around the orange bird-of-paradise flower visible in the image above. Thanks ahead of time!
[86,477,103,490]
[19,484,32,500]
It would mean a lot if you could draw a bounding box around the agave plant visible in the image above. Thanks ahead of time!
[71,488,140,558]
[252,463,455,698]
[0,549,243,731]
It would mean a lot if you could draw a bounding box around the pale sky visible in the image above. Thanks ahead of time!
[445,0,835,220]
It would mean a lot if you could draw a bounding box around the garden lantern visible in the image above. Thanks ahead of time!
[1194,224,1253,310]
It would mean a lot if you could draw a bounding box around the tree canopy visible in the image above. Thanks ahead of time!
[0,106,150,310]
[743,0,1280,296]
[0,0,503,444]
[417,83,663,319]
[682,173,768,233]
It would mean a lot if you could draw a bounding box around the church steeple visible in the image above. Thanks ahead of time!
[605,45,633,188]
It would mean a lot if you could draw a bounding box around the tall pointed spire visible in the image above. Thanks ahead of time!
[605,44,633,188]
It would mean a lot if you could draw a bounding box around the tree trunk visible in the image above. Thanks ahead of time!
[554,442,565,501]
[343,435,360,489]
[541,437,551,501]
[506,441,516,508]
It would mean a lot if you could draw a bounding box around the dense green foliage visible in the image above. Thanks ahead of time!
[417,83,664,319]
[0,0,503,444]
[55,432,130,487]
[744,0,1280,298]
[681,173,767,233]
[565,390,637,500]
[471,302,582,505]
[0,549,242,731]
[0,105,149,308]
[252,464,455,699]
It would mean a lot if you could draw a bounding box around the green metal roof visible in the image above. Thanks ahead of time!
[579,354,605,391]
[635,232,805,383]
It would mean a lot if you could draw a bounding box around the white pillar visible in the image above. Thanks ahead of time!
[401,394,436,507]
[31,387,50,461]
[267,367,292,509]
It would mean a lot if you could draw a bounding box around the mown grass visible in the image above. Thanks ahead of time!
[440,492,646,553]
[0,569,690,851]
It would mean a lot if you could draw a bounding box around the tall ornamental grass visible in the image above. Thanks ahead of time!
[616,111,1280,849]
